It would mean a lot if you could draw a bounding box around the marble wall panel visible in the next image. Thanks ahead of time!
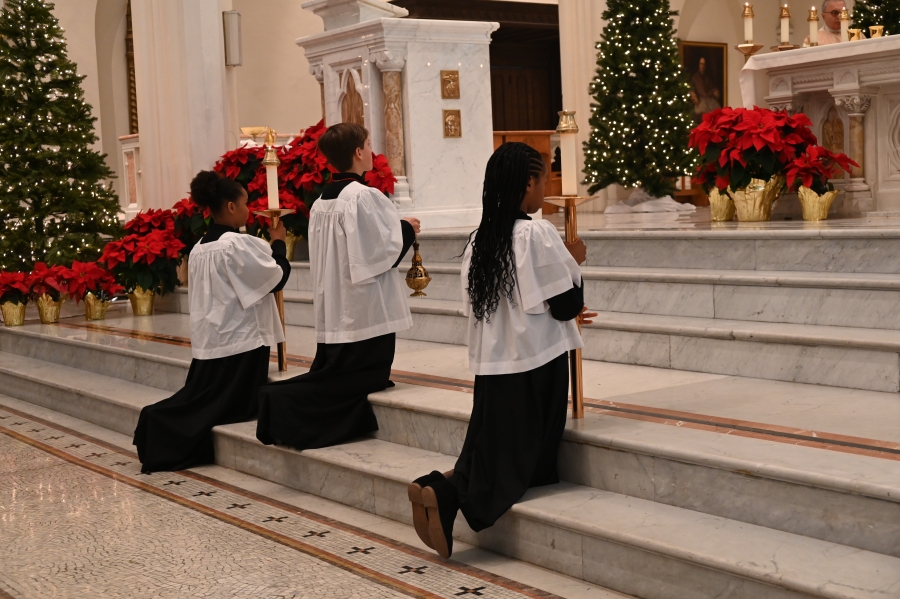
[581,329,671,368]
[585,281,714,318]
[713,285,900,329]
[282,301,315,328]
[755,239,900,273]
[584,239,757,270]
[413,238,470,264]
[669,336,899,392]
[581,536,805,599]
[557,442,900,557]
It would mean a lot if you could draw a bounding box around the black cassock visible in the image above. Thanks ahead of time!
[255,172,414,451]
[133,224,291,473]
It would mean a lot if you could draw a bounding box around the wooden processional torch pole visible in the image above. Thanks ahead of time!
[545,110,588,419]
[242,126,294,372]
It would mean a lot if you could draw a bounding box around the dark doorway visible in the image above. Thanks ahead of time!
[389,0,562,131]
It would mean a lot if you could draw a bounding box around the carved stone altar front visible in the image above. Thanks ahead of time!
[741,36,900,214]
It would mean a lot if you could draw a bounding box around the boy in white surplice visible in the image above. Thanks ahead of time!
[256,123,420,450]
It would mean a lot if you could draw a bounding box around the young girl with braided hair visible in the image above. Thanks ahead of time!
[408,142,595,558]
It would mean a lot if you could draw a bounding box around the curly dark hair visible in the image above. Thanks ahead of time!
[467,142,546,322]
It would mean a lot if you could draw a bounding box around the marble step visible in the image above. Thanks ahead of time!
[155,287,900,392]
[286,262,900,330]
[1,335,898,559]
[413,228,900,273]
[0,352,897,599]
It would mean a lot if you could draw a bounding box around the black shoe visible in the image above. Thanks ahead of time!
[421,475,458,558]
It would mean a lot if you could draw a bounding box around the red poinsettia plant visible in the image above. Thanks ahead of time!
[215,120,396,240]
[124,208,175,235]
[63,260,124,303]
[99,229,185,295]
[785,145,857,195]
[689,106,819,193]
[28,262,70,302]
[0,271,32,305]
[171,198,211,256]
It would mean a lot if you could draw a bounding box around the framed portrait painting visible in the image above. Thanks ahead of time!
[679,41,727,125]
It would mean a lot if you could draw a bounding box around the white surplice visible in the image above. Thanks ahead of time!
[308,181,413,344]
[462,219,584,376]
[188,232,285,360]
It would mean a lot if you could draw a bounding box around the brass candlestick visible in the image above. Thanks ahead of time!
[735,43,765,62]
[405,241,431,297]
[544,195,591,419]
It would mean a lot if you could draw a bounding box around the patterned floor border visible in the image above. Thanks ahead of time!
[57,321,900,461]
[0,403,563,599]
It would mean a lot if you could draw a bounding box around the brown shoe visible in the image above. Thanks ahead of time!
[408,471,445,549]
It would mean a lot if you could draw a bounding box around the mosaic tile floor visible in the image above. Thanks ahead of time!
[0,407,561,599]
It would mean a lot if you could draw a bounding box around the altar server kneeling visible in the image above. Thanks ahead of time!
[255,123,420,450]
[134,171,291,473]
[408,142,596,558]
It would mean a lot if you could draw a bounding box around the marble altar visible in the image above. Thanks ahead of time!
[298,0,497,229]
[741,36,900,215]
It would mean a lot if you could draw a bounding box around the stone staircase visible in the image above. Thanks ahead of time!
[1,312,899,598]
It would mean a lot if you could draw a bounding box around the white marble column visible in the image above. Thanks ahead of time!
[309,62,326,123]
[558,0,607,209]
[834,95,871,190]
[372,49,412,208]
[130,0,240,209]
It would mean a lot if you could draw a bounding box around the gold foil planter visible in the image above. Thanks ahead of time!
[84,292,110,321]
[128,286,155,316]
[1,301,26,326]
[728,176,783,222]
[797,186,840,221]
[708,188,735,221]
[405,241,431,297]
[284,231,300,262]
[36,294,64,324]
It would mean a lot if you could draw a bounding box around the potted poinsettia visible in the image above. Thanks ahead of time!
[0,271,32,326]
[64,260,124,321]
[785,146,857,221]
[690,106,818,221]
[29,262,70,324]
[124,207,175,234]
[100,229,185,316]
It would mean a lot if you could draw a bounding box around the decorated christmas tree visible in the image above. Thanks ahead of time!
[0,0,121,272]
[853,0,900,35]
[582,0,694,198]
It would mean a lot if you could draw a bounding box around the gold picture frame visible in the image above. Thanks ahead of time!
[679,40,727,125]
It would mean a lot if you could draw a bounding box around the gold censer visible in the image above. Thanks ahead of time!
[405,241,431,297]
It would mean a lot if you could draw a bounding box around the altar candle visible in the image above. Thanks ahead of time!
[560,133,577,196]
[780,5,791,44]
[808,7,819,45]
[266,162,278,210]
[743,3,754,43]
[840,7,850,42]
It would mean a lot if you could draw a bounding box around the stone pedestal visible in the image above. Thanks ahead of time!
[298,0,496,229]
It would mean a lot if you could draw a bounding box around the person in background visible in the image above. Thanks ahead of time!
[803,0,847,46]
[134,171,290,473]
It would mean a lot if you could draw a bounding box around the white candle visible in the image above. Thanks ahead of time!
[780,6,790,44]
[809,7,819,45]
[266,163,279,210]
[743,3,754,43]
[840,10,850,41]
[560,133,577,196]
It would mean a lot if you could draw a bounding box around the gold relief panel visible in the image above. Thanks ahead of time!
[443,110,462,138]
[441,70,460,99]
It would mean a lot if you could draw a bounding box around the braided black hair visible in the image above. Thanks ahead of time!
[467,142,546,322]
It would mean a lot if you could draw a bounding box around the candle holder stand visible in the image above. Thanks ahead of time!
[771,44,799,51]
[254,208,296,372]
[735,43,765,62]
[543,194,591,419]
